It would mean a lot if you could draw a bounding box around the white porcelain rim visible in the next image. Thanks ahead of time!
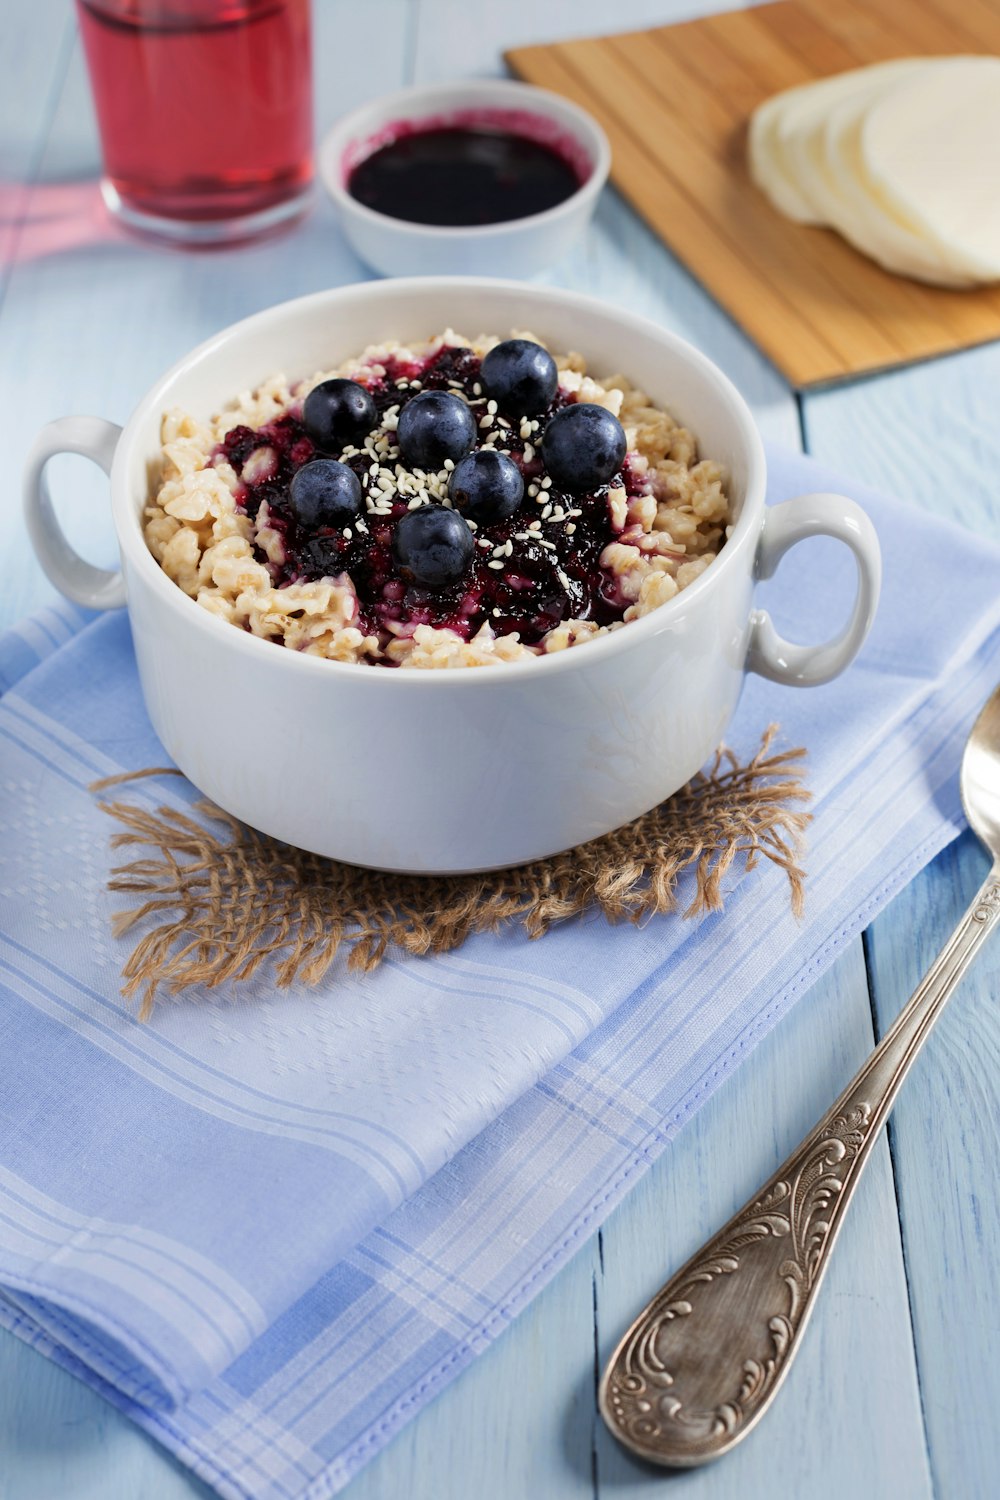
[317,78,612,242]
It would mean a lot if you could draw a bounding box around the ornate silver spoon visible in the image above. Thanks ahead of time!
[600,681,1000,1467]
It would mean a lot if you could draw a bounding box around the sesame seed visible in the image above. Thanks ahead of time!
[557,568,572,590]
[407,496,426,510]
[523,443,534,463]
[486,399,498,415]
[472,382,482,396]
[342,527,352,539]
[479,414,493,430]
[492,608,501,618]
[503,539,513,556]
[477,538,492,550]
[566,523,576,535]
[487,559,505,570]
[410,379,422,389]
[527,484,539,498]
[541,476,552,489]
[443,458,455,471]
[541,505,553,521]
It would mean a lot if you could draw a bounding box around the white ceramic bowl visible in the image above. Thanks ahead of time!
[23,278,881,873]
[318,80,611,277]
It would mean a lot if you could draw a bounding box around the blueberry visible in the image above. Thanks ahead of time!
[541,403,627,492]
[396,390,476,470]
[449,449,524,524]
[392,504,474,588]
[480,338,558,416]
[288,459,363,528]
[302,378,378,452]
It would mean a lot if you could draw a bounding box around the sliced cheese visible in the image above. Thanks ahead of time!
[749,61,922,226]
[748,55,1000,287]
[748,77,828,223]
[860,57,1000,282]
[819,76,974,286]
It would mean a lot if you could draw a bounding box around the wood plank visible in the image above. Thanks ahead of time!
[507,0,1000,387]
[919,0,1000,50]
[342,1231,601,1500]
[707,2,858,84]
[802,338,1000,541]
[0,1329,213,1500]
[649,12,812,122]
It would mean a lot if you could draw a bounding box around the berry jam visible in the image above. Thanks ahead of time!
[217,345,645,658]
[346,127,582,226]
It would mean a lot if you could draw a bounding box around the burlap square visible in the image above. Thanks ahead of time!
[91,727,809,1018]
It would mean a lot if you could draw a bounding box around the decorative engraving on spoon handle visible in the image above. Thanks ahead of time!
[600,867,1000,1468]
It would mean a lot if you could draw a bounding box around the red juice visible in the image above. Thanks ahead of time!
[76,0,313,240]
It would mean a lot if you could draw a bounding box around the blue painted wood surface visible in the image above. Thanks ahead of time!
[0,2,997,1498]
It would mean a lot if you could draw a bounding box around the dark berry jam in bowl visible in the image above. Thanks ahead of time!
[346,126,583,227]
[25,279,879,872]
[211,332,680,662]
[318,79,611,278]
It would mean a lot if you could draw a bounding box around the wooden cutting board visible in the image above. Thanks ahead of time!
[507,0,1000,387]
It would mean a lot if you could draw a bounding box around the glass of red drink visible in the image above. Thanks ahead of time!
[76,0,313,244]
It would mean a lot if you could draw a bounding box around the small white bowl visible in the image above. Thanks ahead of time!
[318,79,611,278]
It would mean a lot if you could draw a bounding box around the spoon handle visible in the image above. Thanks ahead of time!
[600,862,1000,1468]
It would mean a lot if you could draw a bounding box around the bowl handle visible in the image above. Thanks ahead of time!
[747,492,881,687]
[23,416,127,610]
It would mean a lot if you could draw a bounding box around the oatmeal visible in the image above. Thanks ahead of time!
[145,330,731,668]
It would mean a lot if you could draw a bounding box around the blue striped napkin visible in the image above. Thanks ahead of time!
[1,446,999,1500]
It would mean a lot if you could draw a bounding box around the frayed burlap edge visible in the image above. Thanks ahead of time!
[90,726,810,1019]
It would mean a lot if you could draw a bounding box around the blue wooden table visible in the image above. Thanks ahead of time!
[1,3,998,1497]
